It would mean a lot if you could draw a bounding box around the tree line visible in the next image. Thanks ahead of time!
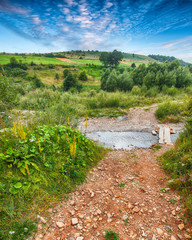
[101,60,192,92]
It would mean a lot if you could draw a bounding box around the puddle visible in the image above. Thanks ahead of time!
[87,131,180,150]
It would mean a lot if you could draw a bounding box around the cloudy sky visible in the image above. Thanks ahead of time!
[0,0,192,62]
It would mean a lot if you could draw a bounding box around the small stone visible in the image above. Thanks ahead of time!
[96,209,101,215]
[178,224,185,230]
[171,236,177,240]
[177,234,183,239]
[56,222,64,228]
[37,234,44,239]
[128,203,134,209]
[122,215,128,220]
[76,237,84,240]
[38,216,47,224]
[69,210,75,216]
[152,235,157,240]
[156,228,163,235]
[72,218,78,225]
[70,200,75,206]
[78,214,84,219]
[172,210,176,216]
[90,191,95,197]
[176,207,181,212]
[48,208,52,213]
[133,206,140,213]
[184,234,191,239]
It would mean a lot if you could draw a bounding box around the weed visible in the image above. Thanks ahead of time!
[123,217,129,226]
[169,198,176,205]
[118,182,126,188]
[152,144,162,152]
[103,229,119,240]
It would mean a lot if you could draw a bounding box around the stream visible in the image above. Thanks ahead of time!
[87,131,180,150]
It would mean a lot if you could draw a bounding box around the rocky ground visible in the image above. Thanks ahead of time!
[78,105,184,133]
[34,106,191,240]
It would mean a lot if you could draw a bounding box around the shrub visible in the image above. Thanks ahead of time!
[63,73,78,91]
[103,229,119,240]
[79,71,88,81]
[155,102,182,120]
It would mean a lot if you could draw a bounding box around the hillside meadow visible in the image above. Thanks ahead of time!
[0,52,192,239]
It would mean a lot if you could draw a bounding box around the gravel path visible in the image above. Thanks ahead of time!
[34,106,191,240]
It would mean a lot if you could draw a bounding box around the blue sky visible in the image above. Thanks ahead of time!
[0,0,192,62]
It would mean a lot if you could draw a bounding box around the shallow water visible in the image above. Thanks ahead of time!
[87,131,180,150]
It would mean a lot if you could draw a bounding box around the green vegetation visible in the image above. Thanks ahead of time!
[160,97,192,218]
[0,51,192,238]
[99,50,123,67]
[0,123,106,239]
[148,54,190,67]
[155,101,184,122]
[103,229,119,240]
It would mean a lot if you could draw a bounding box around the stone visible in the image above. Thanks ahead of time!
[56,222,64,228]
[128,203,134,209]
[184,234,191,239]
[96,209,101,215]
[156,228,163,235]
[69,210,75,216]
[172,210,176,216]
[171,236,177,240]
[177,234,183,239]
[122,215,128,220]
[72,218,78,225]
[152,235,157,240]
[133,206,140,213]
[37,215,47,224]
[70,200,75,206]
[76,237,84,240]
[178,224,185,230]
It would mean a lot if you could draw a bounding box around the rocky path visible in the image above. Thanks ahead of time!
[35,146,191,240]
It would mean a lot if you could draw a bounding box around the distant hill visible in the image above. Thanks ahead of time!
[148,54,190,67]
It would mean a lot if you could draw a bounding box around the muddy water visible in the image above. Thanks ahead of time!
[87,131,180,150]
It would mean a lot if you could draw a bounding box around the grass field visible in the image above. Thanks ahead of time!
[0,55,72,65]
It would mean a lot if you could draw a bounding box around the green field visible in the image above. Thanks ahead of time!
[0,55,73,65]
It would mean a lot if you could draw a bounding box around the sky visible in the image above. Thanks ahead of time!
[0,0,192,62]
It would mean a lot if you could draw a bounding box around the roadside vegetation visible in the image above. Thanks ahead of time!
[160,97,192,218]
[0,50,192,238]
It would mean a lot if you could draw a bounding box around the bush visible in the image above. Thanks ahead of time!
[79,71,88,81]
[63,73,78,91]
[0,124,106,239]
[155,102,182,120]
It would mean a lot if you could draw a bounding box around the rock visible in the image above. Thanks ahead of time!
[69,210,75,216]
[133,206,140,213]
[128,203,134,209]
[37,234,44,239]
[76,237,84,240]
[70,200,75,206]
[96,209,101,215]
[172,210,176,216]
[56,222,64,228]
[177,234,183,239]
[156,228,163,235]
[152,130,157,135]
[72,218,78,225]
[37,215,47,224]
[90,191,95,197]
[171,236,177,240]
[117,116,129,121]
[184,234,191,239]
[152,235,157,240]
[178,224,185,230]
[122,215,128,220]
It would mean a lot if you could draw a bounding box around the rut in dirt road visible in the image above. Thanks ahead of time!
[35,146,191,240]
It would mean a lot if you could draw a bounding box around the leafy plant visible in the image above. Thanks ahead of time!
[103,229,119,240]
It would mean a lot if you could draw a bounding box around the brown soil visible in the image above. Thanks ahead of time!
[34,107,191,240]
[56,58,84,65]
